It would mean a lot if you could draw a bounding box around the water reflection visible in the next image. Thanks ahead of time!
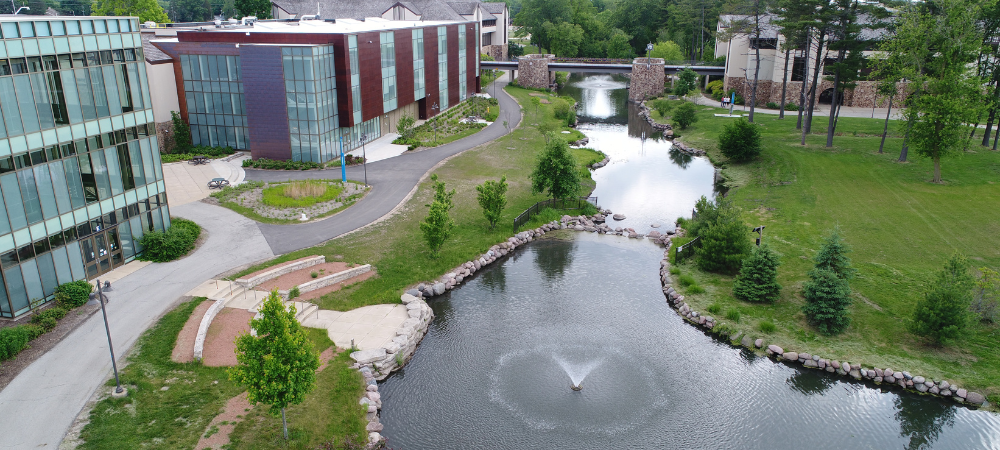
[532,238,576,280]
[786,369,837,396]
[895,394,957,450]
[669,147,694,169]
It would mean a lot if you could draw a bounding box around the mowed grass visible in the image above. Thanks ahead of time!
[78,300,366,448]
[666,100,1000,400]
[261,180,344,208]
[232,86,602,313]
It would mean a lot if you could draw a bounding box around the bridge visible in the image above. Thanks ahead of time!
[480,60,725,76]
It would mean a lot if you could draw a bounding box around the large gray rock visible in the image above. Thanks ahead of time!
[782,352,799,361]
[915,384,929,393]
[432,283,446,296]
[966,392,985,405]
[405,289,421,298]
[913,376,925,384]
[613,214,626,220]
[803,360,818,368]
[767,345,783,355]
[367,421,384,432]
[351,348,387,365]
[754,339,764,348]
[400,294,419,304]
[939,380,950,390]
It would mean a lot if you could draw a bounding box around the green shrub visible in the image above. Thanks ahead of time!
[719,118,763,162]
[566,109,576,127]
[673,68,698,97]
[758,320,776,333]
[0,325,39,361]
[160,146,235,164]
[651,99,673,118]
[170,111,192,153]
[241,158,323,171]
[725,309,741,323]
[706,80,724,96]
[673,102,698,129]
[696,204,752,274]
[677,274,696,287]
[55,280,93,308]
[910,253,975,344]
[552,99,571,119]
[669,266,680,275]
[765,102,779,109]
[311,271,319,279]
[137,218,201,263]
[289,286,301,299]
[31,307,67,327]
[784,103,799,111]
[707,303,722,314]
[732,244,782,303]
[687,285,705,294]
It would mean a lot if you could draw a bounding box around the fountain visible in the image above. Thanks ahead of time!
[554,355,602,391]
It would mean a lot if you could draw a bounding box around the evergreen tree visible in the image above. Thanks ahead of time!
[686,195,720,238]
[420,174,455,255]
[732,243,782,303]
[234,0,270,19]
[910,253,975,344]
[814,230,856,281]
[476,176,508,230]
[530,134,580,199]
[696,205,751,274]
[229,290,320,440]
[802,268,852,335]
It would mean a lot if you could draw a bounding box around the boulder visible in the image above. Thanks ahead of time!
[782,352,799,361]
[351,349,387,365]
[842,362,851,372]
[939,380,950,390]
[884,375,896,384]
[400,294,419,304]
[956,388,968,399]
[754,339,764,348]
[929,386,940,395]
[432,283,446,296]
[613,214,626,220]
[966,392,986,405]
[740,335,752,348]
[405,289,421,298]
[913,376,925,384]
[799,353,812,361]
[902,371,913,380]
[803,360,818,368]
[369,432,382,444]
[767,345,783,355]
[832,361,841,370]
[366,421,384,432]
[915,384,929,393]
[849,369,862,380]
[875,368,884,378]
[893,372,904,380]
[825,366,836,373]
[649,231,662,238]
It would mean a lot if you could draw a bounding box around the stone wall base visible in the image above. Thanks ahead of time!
[723,78,910,108]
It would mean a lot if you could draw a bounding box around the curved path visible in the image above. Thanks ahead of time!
[247,75,522,254]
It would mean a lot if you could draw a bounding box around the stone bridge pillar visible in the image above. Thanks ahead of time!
[629,58,665,102]
[517,54,554,89]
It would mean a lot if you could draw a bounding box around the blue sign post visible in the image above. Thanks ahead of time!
[729,92,736,116]
[339,137,346,183]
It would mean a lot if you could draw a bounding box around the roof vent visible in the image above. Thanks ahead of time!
[241,16,258,26]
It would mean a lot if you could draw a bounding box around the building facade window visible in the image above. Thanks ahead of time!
[413,28,425,100]
[348,35,361,124]
[458,26,467,101]
[282,45,338,163]
[180,54,247,149]
[438,26,448,110]
[380,31,397,113]
[340,116,380,152]
[0,16,164,317]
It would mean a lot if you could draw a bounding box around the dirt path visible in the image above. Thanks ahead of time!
[202,307,255,367]
[170,299,212,363]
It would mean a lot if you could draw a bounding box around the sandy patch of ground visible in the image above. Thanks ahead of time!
[297,270,378,302]
[257,262,352,291]
[201,307,255,367]
[171,299,213,363]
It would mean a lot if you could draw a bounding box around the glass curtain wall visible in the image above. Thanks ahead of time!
[0,17,167,317]
[413,28,425,100]
[180,54,247,149]
[380,32,397,113]
[340,116,380,152]
[458,26,467,101]
[348,35,361,124]
[438,27,448,110]
[282,45,338,163]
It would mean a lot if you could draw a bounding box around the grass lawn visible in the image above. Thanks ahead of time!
[661,99,1000,402]
[231,85,601,313]
[78,300,365,449]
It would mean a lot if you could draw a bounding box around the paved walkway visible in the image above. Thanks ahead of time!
[162,154,249,206]
[0,75,521,448]
[300,304,410,350]
[347,133,409,163]
[247,74,522,254]
[688,93,906,120]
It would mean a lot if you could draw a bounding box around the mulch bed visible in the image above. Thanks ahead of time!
[171,299,213,363]
[257,262,353,291]
[0,302,101,392]
[202,307,255,368]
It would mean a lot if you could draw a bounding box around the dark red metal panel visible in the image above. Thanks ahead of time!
[239,45,291,160]
[395,28,414,108]
[423,26,439,120]
[331,35,353,127]
[358,32,383,122]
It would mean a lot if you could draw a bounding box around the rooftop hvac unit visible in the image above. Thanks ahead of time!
[241,16,258,26]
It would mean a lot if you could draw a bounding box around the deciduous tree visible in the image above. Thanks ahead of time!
[530,134,580,199]
[229,290,320,440]
[420,174,455,255]
[718,117,762,161]
[476,176,508,229]
[92,0,169,23]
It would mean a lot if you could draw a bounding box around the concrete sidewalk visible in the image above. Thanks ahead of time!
[0,202,274,449]
[688,93,906,120]
[347,133,409,163]
[162,153,249,206]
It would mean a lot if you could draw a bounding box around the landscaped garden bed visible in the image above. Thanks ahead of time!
[393,96,500,149]
[209,179,369,224]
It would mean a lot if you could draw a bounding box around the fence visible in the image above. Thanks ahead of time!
[513,196,598,232]
[674,236,701,263]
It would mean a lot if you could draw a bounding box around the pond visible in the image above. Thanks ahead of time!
[377,73,1000,449]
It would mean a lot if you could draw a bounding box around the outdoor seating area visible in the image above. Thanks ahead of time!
[208,178,230,189]
[189,155,210,165]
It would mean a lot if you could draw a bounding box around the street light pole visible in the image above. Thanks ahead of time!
[94,279,124,395]
[431,102,440,144]
[359,133,368,186]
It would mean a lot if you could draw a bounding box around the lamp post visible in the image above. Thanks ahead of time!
[92,279,124,396]
[359,133,369,186]
[753,225,765,246]
[646,42,654,58]
[431,102,440,144]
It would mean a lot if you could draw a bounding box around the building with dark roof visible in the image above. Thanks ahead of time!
[150,18,481,163]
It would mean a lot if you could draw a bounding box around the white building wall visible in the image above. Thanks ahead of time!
[146,62,179,124]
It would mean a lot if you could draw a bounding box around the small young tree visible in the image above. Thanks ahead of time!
[910,253,975,344]
[685,195,720,238]
[651,99,673,118]
[476,176,508,229]
[672,102,698,129]
[696,205,752,274]
[397,114,416,139]
[229,290,320,440]
[530,134,580,199]
[170,111,192,154]
[732,244,782,303]
[673,68,699,97]
[718,118,762,162]
[814,230,857,281]
[420,174,455,255]
[971,267,1000,323]
[802,268,853,335]
[530,97,541,115]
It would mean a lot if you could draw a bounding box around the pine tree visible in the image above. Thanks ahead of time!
[476,176,508,230]
[910,253,975,344]
[732,243,782,303]
[696,205,752,274]
[229,290,320,440]
[802,268,852,335]
[813,230,857,280]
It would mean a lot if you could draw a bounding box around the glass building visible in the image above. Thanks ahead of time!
[0,16,167,317]
[152,19,480,164]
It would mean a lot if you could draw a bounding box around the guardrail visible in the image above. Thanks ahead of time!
[513,196,598,232]
[674,236,701,263]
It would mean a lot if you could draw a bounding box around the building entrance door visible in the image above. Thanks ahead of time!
[80,228,124,279]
